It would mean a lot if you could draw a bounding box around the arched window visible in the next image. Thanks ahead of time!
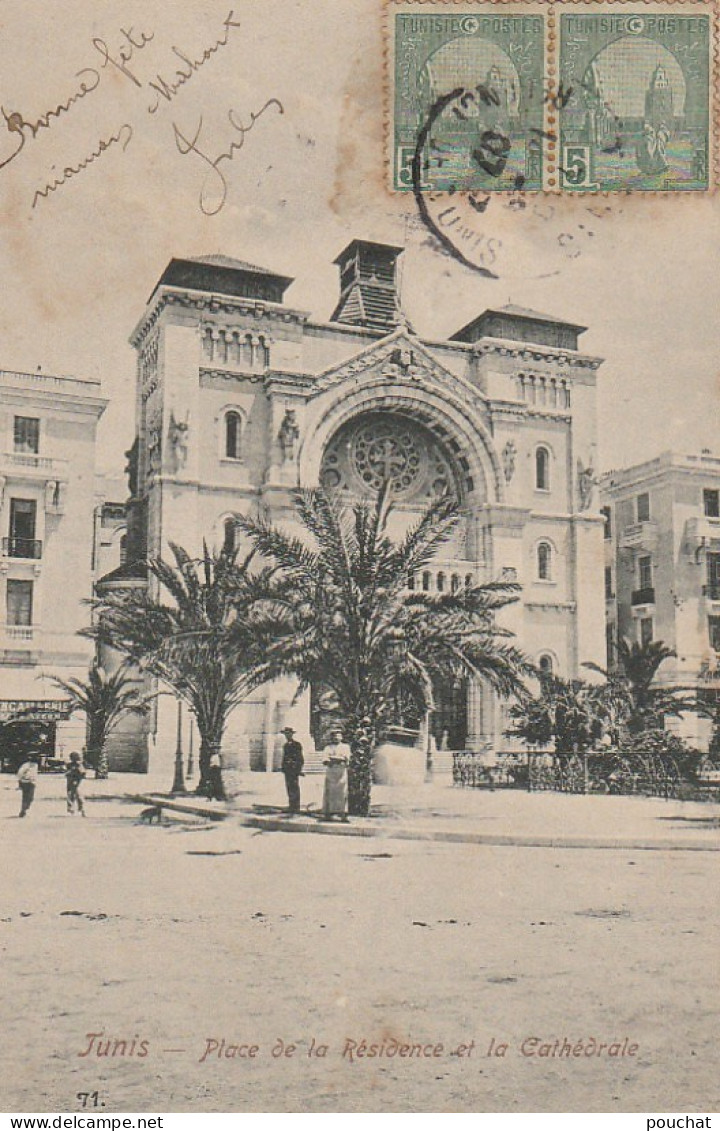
[451,573,460,594]
[407,573,415,591]
[465,573,474,590]
[437,572,446,593]
[119,534,128,566]
[537,542,552,581]
[224,411,243,460]
[422,571,431,592]
[535,446,550,491]
[538,654,554,676]
[223,517,236,554]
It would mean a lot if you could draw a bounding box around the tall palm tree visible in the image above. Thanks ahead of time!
[49,663,148,779]
[89,542,270,792]
[235,485,529,816]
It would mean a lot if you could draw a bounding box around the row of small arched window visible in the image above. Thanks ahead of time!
[408,571,475,593]
[202,329,270,370]
[518,375,571,409]
[407,545,553,592]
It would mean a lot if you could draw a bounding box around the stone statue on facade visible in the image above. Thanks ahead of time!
[502,439,517,483]
[44,479,60,511]
[147,421,162,474]
[168,411,190,473]
[278,409,300,463]
[577,458,596,511]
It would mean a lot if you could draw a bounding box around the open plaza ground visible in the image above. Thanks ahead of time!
[1,771,718,1114]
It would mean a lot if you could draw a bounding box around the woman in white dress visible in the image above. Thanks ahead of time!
[322,728,351,821]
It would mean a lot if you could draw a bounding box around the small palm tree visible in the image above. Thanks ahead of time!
[236,485,529,816]
[50,663,148,779]
[585,638,691,736]
[507,674,605,757]
[89,542,270,792]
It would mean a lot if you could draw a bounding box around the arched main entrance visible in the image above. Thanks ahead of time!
[313,406,488,753]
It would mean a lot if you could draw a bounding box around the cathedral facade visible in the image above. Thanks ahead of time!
[115,240,605,776]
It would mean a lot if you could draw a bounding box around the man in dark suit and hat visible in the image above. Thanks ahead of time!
[280,727,304,814]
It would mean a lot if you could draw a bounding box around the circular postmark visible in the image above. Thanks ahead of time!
[411,87,503,277]
[409,85,619,280]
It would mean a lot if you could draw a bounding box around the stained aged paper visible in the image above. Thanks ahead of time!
[0,0,718,1118]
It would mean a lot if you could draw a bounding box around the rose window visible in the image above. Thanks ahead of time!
[320,413,458,503]
[352,421,422,494]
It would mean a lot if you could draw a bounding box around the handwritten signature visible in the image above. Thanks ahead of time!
[172,99,284,215]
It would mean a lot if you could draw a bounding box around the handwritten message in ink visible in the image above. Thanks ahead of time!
[0,11,284,214]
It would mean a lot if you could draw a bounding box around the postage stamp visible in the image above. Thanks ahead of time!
[558,5,714,191]
[390,4,548,192]
[388,0,717,193]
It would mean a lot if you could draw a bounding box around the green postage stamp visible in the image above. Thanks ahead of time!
[390,5,547,192]
[558,8,713,191]
[389,1,716,193]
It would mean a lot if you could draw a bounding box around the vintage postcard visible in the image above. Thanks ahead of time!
[0,0,719,1119]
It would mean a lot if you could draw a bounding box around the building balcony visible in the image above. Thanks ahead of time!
[1,451,67,478]
[2,624,35,644]
[631,586,655,607]
[619,521,659,550]
[703,583,720,602]
[2,537,42,559]
[0,624,38,662]
[686,516,720,544]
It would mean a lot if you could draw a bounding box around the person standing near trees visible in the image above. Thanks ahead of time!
[16,752,39,818]
[280,727,304,813]
[206,750,227,802]
[65,752,86,817]
[322,728,351,821]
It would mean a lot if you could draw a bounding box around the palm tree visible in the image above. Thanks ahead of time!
[585,638,692,736]
[89,542,270,793]
[507,674,605,758]
[235,485,529,816]
[49,663,148,779]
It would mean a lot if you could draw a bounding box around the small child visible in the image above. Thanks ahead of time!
[65,752,86,816]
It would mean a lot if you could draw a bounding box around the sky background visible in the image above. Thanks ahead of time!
[0,0,717,480]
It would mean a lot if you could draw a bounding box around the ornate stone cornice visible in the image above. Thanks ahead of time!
[524,601,577,612]
[200,367,265,386]
[130,287,309,350]
[489,402,572,423]
[264,371,317,395]
[472,336,603,371]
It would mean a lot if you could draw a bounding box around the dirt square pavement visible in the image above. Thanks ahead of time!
[1,773,718,1113]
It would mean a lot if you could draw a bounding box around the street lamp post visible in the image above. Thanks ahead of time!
[171,699,185,794]
[186,716,194,779]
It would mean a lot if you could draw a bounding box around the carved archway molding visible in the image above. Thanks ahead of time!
[298,377,504,506]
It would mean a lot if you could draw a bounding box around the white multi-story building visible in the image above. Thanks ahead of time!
[600,450,720,748]
[108,241,606,775]
[0,368,106,766]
